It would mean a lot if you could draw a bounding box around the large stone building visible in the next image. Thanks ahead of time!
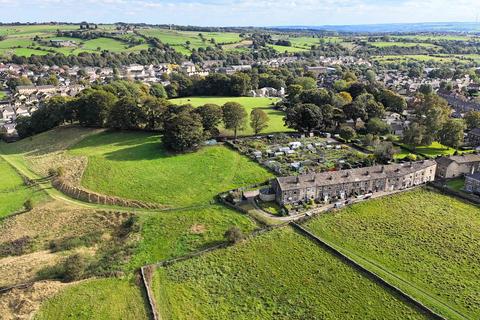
[465,173,480,195]
[435,154,480,179]
[272,160,436,205]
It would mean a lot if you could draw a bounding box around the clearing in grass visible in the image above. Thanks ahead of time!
[68,130,272,207]
[169,96,291,135]
[152,227,430,320]
[304,188,480,319]
[34,278,149,320]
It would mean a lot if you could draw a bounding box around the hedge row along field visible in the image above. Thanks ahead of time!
[68,130,272,207]
[152,227,431,320]
[304,189,480,319]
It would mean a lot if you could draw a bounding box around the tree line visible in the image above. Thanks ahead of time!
[15,80,270,152]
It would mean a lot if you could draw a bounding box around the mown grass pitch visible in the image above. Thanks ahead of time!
[169,96,291,135]
[68,130,272,207]
[152,227,430,320]
[34,278,149,320]
[304,189,480,319]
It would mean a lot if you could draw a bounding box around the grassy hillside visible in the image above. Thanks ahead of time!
[304,189,480,319]
[68,130,272,207]
[0,156,45,218]
[35,278,148,320]
[153,227,430,320]
[129,205,257,269]
[169,96,291,135]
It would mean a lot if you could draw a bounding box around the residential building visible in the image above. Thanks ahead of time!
[435,154,480,179]
[465,173,480,195]
[272,160,436,206]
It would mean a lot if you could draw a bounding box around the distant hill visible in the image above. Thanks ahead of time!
[273,22,480,33]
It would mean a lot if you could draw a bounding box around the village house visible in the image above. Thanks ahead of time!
[435,154,480,179]
[272,160,436,206]
[464,173,480,195]
[467,128,480,147]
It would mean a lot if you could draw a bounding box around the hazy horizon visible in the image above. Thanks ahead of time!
[1,0,479,27]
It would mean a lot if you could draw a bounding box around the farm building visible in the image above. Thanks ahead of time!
[272,160,436,205]
[435,154,480,179]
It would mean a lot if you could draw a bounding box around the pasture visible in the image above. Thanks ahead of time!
[67,130,272,207]
[138,28,242,55]
[369,41,439,48]
[0,24,151,57]
[169,96,291,135]
[35,278,149,320]
[129,205,257,269]
[152,227,430,319]
[304,189,480,319]
[0,156,45,218]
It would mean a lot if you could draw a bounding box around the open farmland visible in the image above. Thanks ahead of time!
[304,189,480,319]
[128,205,257,269]
[35,278,149,320]
[138,28,242,55]
[169,96,291,135]
[0,24,150,57]
[369,41,439,49]
[152,227,430,320]
[267,44,308,53]
[67,130,272,207]
[0,156,45,218]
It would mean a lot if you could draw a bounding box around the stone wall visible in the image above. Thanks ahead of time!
[52,178,166,209]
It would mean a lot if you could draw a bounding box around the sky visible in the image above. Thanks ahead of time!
[1,0,480,27]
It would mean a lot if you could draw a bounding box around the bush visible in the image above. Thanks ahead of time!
[63,253,88,281]
[0,236,33,257]
[24,199,33,211]
[224,226,244,244]
[49,232,102,252]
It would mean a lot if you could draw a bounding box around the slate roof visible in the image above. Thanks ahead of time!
[275,160,436,191]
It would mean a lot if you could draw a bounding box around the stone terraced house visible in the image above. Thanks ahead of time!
[272,160,437,205]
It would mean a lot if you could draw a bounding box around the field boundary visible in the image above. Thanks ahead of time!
[427,182,480,205]
[291,222,468,320]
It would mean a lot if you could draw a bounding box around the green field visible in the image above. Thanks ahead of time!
[372,54,476,64]
[369,41,439,48]
[446,177,465,191]
[35,278,148,320]
[138,28,242,55]
[304,189,480,319]
[267,44,308,53]
[0,156,44,218]
[169,96,291,135]
[152,227,429,319]
[129,205,257,269]
[68,130,272,207]
[0,24,150,57]
[399,141,461,158]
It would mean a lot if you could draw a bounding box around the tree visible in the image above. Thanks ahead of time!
[224,226,244,243]
[293,76,317,90]
[333,92,352,108]
[229,72,251,96]
[333,80,348,92]
[149,83,167,98]
[142,97,169,130]
[374,142,398,163]
[163,110,205,152]
[438,119,465,150]
[77,89,117,127]
[365,70,376,84]
[299,88,332,107]
[414,93,450,143]
[107,97,145,130]
[343,102,366,121]
[379,89,407,113]
[353,93,385,120]
[284,103,323,133]
[343,70,357,82]
[418,84,433,95]
[366,118,390,135]
[222,102,247,140]
[339,126,356,142]
[403,122,426,148]
[250,109,269,135]
[464,110,480,130]
[195,103,223,136]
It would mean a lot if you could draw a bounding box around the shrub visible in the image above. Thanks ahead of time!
[49,232,102,252]
[24,199,33,211]
[224,226,244,244]
[0,236,33,257]
[63,253,88,281]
